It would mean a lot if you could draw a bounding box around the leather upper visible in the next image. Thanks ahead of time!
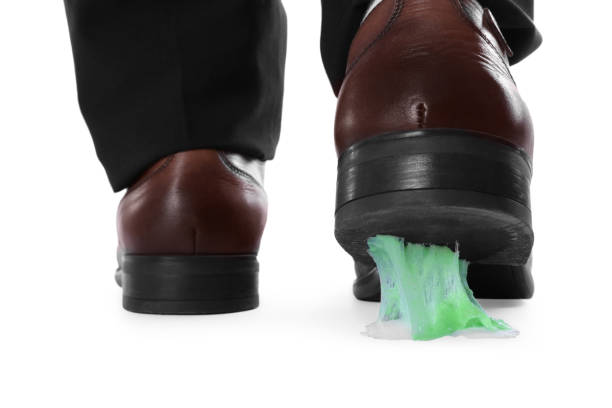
[117,150,267,255]
[335,0,534,157]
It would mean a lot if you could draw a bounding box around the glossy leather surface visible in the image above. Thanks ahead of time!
[221,153,265,186]
[335,0,534,156]
[117,150,267,255]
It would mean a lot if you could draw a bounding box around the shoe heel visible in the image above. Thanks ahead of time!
[116,255,259,314]
[335,129,534,299]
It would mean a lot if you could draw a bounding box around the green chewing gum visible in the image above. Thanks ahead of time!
[366,235,516,340]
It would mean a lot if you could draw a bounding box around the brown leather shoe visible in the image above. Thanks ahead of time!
[115,150,267,314]
[334,0,534,300]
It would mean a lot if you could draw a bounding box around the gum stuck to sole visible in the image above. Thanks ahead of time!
[364,235,518,341]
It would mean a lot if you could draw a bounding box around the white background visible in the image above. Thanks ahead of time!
[1,1,610,407]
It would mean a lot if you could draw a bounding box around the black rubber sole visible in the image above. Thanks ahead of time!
[335,129,534,300]
[116,254,259,314]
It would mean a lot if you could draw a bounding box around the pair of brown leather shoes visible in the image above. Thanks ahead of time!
[116,0,535,314]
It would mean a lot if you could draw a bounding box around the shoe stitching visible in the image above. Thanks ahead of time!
[128,155,176,191]
[217,153,264,189]
[346,0,404,76]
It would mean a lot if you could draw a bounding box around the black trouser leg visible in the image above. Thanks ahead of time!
[65,0,539,192]
[320,0,541,93]
[64,0,287,191]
